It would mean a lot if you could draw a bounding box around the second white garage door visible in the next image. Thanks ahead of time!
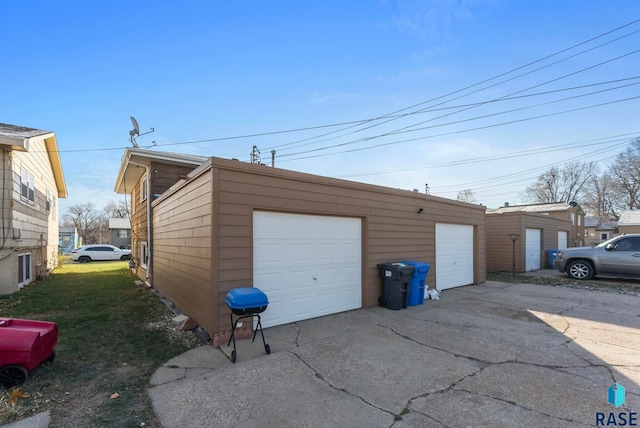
[525,228,542,271]
[253,211,362,328]
[435,223,474,290]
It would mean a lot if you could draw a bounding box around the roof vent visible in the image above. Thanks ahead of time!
[504,202,509,207]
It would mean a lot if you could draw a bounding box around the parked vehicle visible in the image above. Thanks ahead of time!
[71,245,131,263]
[0,318,58,388]
[554,234,640,280]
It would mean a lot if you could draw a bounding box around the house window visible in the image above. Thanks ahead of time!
[63,235,71,246]
[577,215,581,226]
[140,241,148,269]
[21,168,35,203]
[18,253,32,287]
[140,174,147,203]
[571,213,575,225]
[601,233,609,241]
[117,229,130,239]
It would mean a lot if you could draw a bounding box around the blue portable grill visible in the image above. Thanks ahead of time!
[225,287,270,363]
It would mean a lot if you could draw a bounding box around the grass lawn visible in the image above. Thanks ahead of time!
[0,260,202,427]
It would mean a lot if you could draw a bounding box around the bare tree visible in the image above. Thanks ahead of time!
[63,203,105,245]
[582,173,619,220]
[609,139,640,211]
[524,161,597,204]
[456,189,477,203]
[103,200,130,218]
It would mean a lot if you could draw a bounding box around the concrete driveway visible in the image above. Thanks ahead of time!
[148,281,640,427]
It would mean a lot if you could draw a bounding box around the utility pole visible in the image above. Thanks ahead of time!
[508,233,520,279]
[250,146,262,164]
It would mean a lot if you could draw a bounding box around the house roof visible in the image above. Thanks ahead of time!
[487,202,582,214]
[59,226,77,234]
[114,148,209,194]
[0,123,67,198]
[108,218,131,229]
[618,210,640,226]
[595,221,618,230]
[584,216,599,227]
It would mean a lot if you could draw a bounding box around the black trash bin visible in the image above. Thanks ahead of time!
[377,263,415,310]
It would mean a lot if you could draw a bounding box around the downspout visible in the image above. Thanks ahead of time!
[1,149,6,248]
[127,161,153,285]
[0,149,14,261]
[145,169,152,285]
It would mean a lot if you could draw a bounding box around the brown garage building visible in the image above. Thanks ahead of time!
[118,152,486,336]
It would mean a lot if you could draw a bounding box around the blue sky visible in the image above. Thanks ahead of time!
[2,1,640,215]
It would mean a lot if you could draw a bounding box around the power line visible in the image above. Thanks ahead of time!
[336,133,639,179]
[260,21,640,153]
[278,95,640,162]
[140,19,640,154]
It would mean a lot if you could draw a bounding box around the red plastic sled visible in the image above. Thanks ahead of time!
[0,318,58,388]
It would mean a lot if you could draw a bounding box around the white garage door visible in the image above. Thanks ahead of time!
[525,228,541,271]
[435,223,474,290]
[558,231,568,250]
[253,211,362,328]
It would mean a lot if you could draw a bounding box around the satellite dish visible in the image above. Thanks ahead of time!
[128,116,154,148]
[130,117,140,136]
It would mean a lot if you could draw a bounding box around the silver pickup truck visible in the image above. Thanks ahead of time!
[554,234,640,280]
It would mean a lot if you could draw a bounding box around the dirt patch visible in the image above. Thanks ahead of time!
[488,270,640,296]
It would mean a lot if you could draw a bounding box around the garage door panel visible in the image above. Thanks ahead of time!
[318,244,335,260]
[254,212,361,328]
[525,228,541,271]
[436,223,474,290]
[254,243,284,264]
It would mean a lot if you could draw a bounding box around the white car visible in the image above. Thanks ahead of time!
[71,245,131,263]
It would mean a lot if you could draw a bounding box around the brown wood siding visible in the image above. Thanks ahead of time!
[486,212,570,272]
[619,225,640,234]
[150,162,195,199]
[152,172,213,331]
[151,157,486,335]
[130,179,147,280]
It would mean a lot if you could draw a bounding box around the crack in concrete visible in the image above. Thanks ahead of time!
[291,322,301,346]
[289,351,397,421]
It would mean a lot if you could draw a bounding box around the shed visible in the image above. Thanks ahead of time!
[150,157,486,335]
[486,211,571,272]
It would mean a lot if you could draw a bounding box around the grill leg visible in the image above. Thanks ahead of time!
[252,314,270,355]
[227,312,271,363]
[227,312,241,363]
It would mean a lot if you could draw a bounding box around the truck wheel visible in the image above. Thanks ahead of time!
[566,260,594,280]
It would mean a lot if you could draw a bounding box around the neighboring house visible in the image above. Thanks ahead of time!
[108,218,131,249]
[116,155,487,337]
[114,148,209,282]
[0,123,67,294]
[584,216,618,246]
[487,202,586,247]
[58,225,80,255]
[617,210,640,234]
[485,211,570,273]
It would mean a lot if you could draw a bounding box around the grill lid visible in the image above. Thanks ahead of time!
[226,287,269,310]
